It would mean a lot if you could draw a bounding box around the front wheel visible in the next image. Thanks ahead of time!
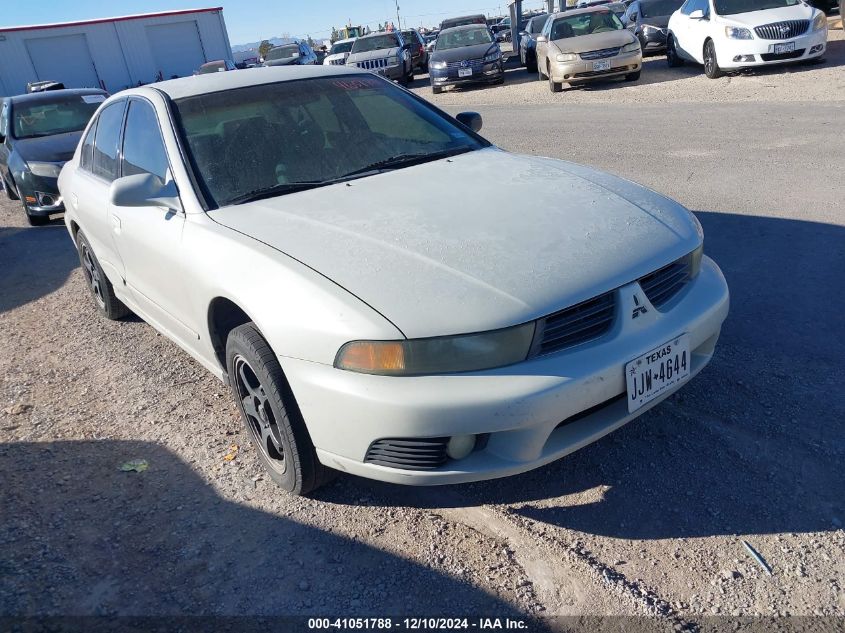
[548,65,562,92]
[703,39,723,79]
[667,35,684,67]
[226,323,334,495]
[2,175,19,201]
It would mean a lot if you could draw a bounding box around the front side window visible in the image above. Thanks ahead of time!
[80,119,98,172]
[640,0,684,16]
[437,27,494,50]
[351,35,400,53]
[121,101,169,181]
[714,0,797,13]
[173,76,487,208]
[330,41,354,55]
[529,15,549,34]
[11,93,104,140]
[550,11,624,39]
[92,101,126,182]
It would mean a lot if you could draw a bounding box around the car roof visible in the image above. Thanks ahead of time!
[124,65,367,101]
[358,31,400,39]
[8,88,107,104]
[550,5,616,18]
[439,23,491,34]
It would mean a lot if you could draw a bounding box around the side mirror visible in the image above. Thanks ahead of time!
[689,9,705,18]
[456,111,483,133]
[536,35,548,43]
[0,133,5,144]
[110,173,182,212]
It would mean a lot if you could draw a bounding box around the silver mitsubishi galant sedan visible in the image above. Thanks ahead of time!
[59,66,728,495]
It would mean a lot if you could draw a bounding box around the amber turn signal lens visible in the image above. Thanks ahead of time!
[336,341,406,373]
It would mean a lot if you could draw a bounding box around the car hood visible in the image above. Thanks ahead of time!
[431,42,498,63]
[718,2,814,26]
[208,148,700,338]
[264,57,300,66]
[13,130,82,163]
[347,47,401,62]
[552,29,636,52]
[640,15,672,28]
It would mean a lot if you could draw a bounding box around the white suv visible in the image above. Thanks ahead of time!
[666,0,827,78]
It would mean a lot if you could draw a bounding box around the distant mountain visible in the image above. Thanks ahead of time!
[231,37,297,53]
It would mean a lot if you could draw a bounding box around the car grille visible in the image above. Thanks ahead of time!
[535,292,616,356]
[638,255,691,309]
[574,65,633,77]
[329,58,346,65]
[364,438,449,470]
[580,46,621,60]
[356,58,391,69]
[760,48,805,61]
[754,20,809,40]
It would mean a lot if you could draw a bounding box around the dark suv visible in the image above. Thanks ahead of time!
[401,28,430,72]
[263,41,319,66]
[0,89,107,226]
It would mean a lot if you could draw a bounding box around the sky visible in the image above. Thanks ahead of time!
[0,0,551,45]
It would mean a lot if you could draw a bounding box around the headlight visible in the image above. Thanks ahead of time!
[690,244,704,278]
[556,53,577,62]
[812,11,827,30]
[429,59,447,69]
[621,41,641,53]
[335,322,536,376]
[641,24,659,34]
[724,26,753,39]
[483,49,501,63]
[27,161,64,178]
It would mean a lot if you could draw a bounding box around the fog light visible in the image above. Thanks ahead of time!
[809,44,824,54]
[446,435,476,460]
[733,54,755,62]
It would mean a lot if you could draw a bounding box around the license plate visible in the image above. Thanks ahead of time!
[773,42,795,55]
[458,68,473,77]
[593,59,611,71]
[625,334,691,413]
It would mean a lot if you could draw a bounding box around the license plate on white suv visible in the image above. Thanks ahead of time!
[593,59,611,71]
[625,335,691,413]
[773,42,795,55]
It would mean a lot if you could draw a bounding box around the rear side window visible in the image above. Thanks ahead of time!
[80,120,97,172]
[92,101,126,181]
[121,100,169,181]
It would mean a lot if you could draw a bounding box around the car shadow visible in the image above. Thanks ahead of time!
[0,218,78,315]
[0,440,525,617]
[318,211,844,542]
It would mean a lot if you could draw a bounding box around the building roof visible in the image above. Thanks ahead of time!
[0,7,223,34]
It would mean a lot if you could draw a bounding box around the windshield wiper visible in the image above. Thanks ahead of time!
[341,147,473,178]
[225,181,332,205]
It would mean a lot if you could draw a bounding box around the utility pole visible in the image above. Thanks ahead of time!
[395,0,401,31]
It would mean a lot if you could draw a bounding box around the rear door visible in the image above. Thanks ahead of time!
[109,97,198,345]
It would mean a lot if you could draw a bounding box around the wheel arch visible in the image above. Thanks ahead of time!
[207,297,258,373]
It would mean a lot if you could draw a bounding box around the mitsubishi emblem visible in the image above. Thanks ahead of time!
[632,294,648,319]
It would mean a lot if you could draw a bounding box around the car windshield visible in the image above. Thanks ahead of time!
[401,31,419,44]
[549,11,624,39]
[266,45,299,61]
[528,15,549,34]
[198,62,226,74]
[442,16,487,29]
[640,0,684,16]
[12,94,103,139]
[714,0,800,13]
[437,27,494,50]
[351,34,399,53]
[330,41,354,54]
[173,76,487,208]
[607,2,628,15]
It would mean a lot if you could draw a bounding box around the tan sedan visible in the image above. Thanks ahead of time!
[536,7,643,92]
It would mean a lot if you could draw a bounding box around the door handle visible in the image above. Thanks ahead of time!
[111,215,121,234]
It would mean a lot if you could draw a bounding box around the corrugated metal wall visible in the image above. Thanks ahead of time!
[0,9,232,97]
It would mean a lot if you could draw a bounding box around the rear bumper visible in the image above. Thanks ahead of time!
[283,256,729,485]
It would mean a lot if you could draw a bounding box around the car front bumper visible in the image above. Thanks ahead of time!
[430,62,504,87]
[283,256,729,485]
[348,62,406,80]
[717,27,827,68]
[640,28,669,51]
[550,49,642,83]
[16,171,65,215]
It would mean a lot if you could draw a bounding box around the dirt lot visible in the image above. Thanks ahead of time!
[1,21,844,629]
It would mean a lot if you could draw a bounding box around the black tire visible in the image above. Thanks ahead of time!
[226,323,334,495]
[667,34,684,67]
[625,70,641,81]
[76,230,130,320]
[538,60,546,80]
[548,63,562,92]
[526,51,538,73]
[2,174,19,201]
[26,211,50,227]
[703,39,723,79]
[432,85,443,94]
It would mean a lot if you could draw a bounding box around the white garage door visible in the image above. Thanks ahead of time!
[25,34,101,89]
[146,21,207,80]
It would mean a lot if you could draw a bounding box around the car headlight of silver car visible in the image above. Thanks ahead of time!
[429,59,447,69]
[724,26,753,39]
[620,41,641,53]
[27,161,64,178]
[335,322,536,376]
[690,243,704,278]
[556,52,578,62]
[812,11,827,30]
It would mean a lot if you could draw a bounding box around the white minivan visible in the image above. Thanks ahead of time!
[666,0,827,78]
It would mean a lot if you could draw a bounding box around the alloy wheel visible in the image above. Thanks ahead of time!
[80,244,105,309]
[233,355,287,475]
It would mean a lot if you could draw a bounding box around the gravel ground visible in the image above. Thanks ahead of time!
[1,24,844,628]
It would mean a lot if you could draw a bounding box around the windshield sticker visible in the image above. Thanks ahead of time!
[81,94,106,104]
[331,78,381,91]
